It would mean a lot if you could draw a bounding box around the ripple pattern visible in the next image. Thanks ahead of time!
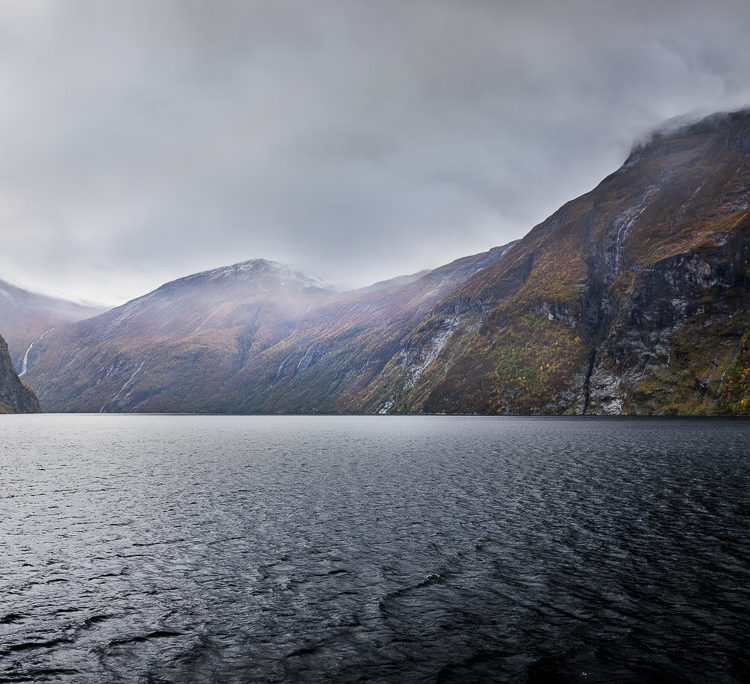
[0,415,748,682]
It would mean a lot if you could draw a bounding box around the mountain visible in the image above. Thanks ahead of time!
[409,109,750,415]
[0,279,106,374]
[0,333,39,413]
[22,260,333,412]
[25,251,511,412]
[24,108,750,415]
[197,245,516,414]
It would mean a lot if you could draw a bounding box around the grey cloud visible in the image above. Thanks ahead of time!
[0,0,749,303]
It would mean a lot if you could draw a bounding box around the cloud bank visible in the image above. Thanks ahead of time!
[0,0,749,303]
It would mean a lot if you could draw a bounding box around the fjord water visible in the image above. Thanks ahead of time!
[1,416,747,682]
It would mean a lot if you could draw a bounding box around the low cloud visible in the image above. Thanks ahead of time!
[0,0,748,303]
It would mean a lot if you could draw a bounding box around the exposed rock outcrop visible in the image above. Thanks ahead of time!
[415,109,750,415]
[0,333,40,413]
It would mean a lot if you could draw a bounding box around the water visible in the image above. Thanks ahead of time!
[0,415,748,683]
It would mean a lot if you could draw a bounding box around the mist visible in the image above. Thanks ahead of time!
[0,0,749,304]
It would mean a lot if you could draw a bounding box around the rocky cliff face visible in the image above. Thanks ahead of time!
[22,109,750,415]
[0,334,39,413]
[404,109,750,415]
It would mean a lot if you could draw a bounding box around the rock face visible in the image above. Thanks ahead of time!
[415,109,750,415]
[0,333,39,413]
[23,109,750,415]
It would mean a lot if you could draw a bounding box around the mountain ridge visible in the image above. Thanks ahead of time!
[161,258,333,291]
[0,278,106,373]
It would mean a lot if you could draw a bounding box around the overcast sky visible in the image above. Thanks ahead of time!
[1,0,749,304]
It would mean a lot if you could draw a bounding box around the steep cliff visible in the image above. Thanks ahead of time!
[399,109,750,415]
[0,333,40,413]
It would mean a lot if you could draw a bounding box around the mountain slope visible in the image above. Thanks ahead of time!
[23,108,750,415]
[394,109,750,414]
[26,250,511,412]
[0,334,39,413]
[198,245,515,414]
[0,279,105,373]
[25,260,335,412]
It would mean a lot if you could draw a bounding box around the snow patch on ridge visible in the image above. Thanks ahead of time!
[186,259,331,290]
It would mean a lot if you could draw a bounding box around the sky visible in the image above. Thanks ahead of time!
[0,0,749,305]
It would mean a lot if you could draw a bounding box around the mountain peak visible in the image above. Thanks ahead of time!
[626,106,750,163]
[175,258,332,291]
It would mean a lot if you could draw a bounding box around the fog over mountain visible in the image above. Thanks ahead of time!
[1,0,749,304]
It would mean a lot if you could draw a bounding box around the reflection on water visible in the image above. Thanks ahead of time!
[0,415,748,682]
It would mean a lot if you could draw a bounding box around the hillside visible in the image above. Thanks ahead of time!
[0,279,105,373]
[24,251,510,412]
[22,260,333,412]
[409,109,750,415]
[23,109,750,415]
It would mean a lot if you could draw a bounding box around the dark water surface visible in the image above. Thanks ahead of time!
[0,415,748,682]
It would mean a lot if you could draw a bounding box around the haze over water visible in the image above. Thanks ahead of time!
[1,415,748,682]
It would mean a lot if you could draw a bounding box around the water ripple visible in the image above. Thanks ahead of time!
[0,415,747,682]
